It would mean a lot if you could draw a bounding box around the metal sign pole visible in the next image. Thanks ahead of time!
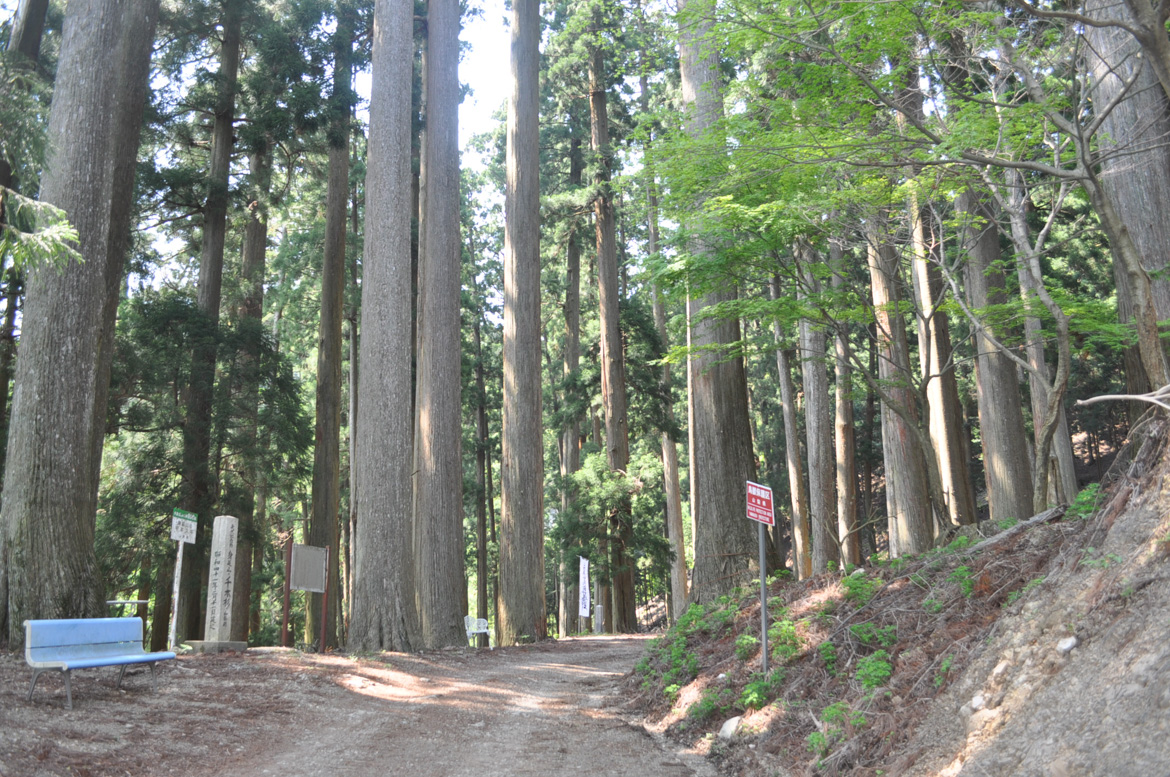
[282,538,292,648]
[319,545,330,653]
[759,521,768,676]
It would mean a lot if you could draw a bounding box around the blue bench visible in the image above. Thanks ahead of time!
[24,617,176,709]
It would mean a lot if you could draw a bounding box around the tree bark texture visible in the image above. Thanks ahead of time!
[589,21,636,634]
[797,252,838,572]
[771,278,812,578]
[349,0,420,653]
[308,18,353,651]
[413,0,466,649]
[177,0,243,642]
[865,224,934,557]
[908,202,977,527]
[498,0,546,646]
[957,190,1034,524]
[558,143,583,637]
[0,0,159,646]
[680,0,758,602]
[1085,0,1170,330]
[830,246,860,567]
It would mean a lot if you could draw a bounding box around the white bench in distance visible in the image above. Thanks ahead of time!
[25,617,176,709]
[464,615,493,648]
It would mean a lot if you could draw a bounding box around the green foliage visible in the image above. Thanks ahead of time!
[739,670,784,711]
[768,618,802,663]
[949,566,976,598]
[856,651,893,690]
[735,633,760,661]
[1005,577,1046,606]
[842,572,881,606]
[934,655,955,688]
[819,641,838,676]
[807,701,867,757]
[688,687,734,721]
[0,191,81,272]
[1066,483,1103,520]
[923,598,943,614]
[1079,547,1123,569]
[849,623,897,649]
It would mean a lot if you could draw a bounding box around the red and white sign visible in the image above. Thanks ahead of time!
[746,481,775,526]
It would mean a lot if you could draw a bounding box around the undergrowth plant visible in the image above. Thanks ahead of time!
[842,572,881,605]
[856,650,893,690]
[850,622,897,648]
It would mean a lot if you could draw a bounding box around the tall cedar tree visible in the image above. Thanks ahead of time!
[350,0,420,652]
[498,0,546,645]
[678,0,758,602]
[0,0,159,646]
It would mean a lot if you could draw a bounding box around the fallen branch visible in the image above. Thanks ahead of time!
[964,506,1067,557]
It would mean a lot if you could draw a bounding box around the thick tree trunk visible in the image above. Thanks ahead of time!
[0,0,159,646]
[498,0,546,646]
[908,201,978,527]
[349,0,420,653]
[770,278,812,578]
[589,20,636,633]
[1085,0,1170,325]
[865,223,934,556]
[680,1,758,602]
[307,16,354,651]
[177,0,242,642]
[413,0,465,649]
[957,190,1034,524]
[226,145,272,645]
[797,250,838,572]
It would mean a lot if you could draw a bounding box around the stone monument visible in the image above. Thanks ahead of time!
[188,514,247,653]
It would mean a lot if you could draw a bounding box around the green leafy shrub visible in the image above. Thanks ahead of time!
[735,634,760,661]
[739,671,783,710]
[807,701,867,756]
[842,572,881,605]
[850,622,897,648]
[1066,483,1102,520]
[949,565,975,597]
[769,618,802,662]
[856,650,893,690]
[819,640,838,675]
[687,687,733,720]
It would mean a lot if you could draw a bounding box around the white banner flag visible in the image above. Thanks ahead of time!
[578,556,591,618]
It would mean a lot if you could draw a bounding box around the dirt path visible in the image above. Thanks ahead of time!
[0,635,715,777]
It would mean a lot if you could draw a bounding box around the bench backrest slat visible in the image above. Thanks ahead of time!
[25,617,146,660]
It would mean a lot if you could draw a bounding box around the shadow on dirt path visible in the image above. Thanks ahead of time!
[0,634,715,777]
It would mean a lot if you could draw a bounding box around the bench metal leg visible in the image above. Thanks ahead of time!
[28,668,72,709]
[117,665,127,689]
[148,662,159,694]
[28,669,42,702]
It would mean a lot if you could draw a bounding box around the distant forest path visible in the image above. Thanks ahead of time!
[215,634,712,777]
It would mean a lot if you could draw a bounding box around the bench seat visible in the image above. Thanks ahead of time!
[25,617,176,709]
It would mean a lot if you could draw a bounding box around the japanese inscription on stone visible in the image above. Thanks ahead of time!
[203,515,239,642]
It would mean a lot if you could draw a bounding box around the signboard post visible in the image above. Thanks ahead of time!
[578,557,591,620]
[746,481,775,675]
[168,508,198,650]
[286,544,330,651]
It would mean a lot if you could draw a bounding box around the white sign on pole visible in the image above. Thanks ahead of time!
[578,557,591,618]
[290,544,328,593]
[171,508,198,544]
[746,481,776,526]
